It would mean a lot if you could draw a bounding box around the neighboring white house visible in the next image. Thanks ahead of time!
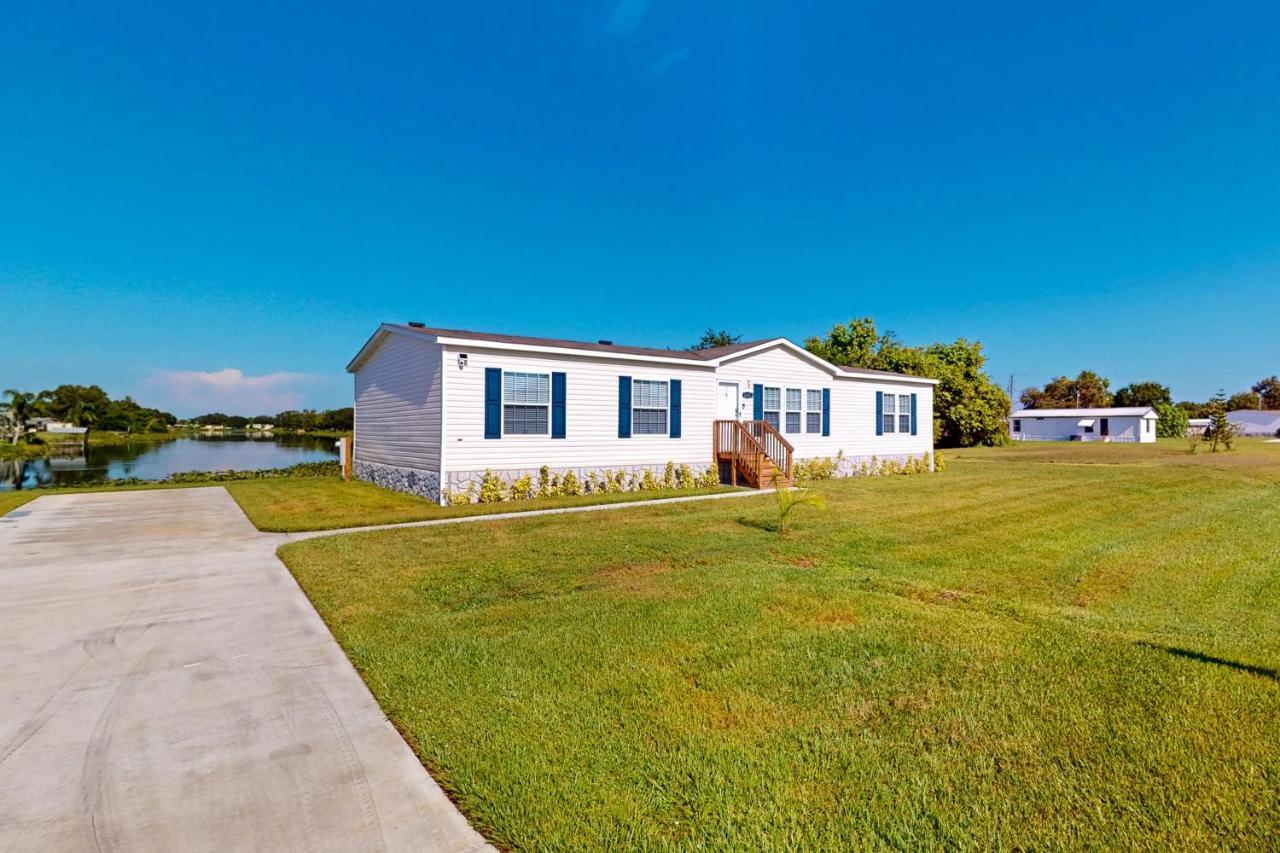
[1227,410,1280,437]
[346,323,938,502]
[1186,418,1210,436]
[1009,407,1159,443]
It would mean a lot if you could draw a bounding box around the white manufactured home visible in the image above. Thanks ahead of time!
[1226,410,1280,437]
[1009,407,1158,443]
[346,323,938,502]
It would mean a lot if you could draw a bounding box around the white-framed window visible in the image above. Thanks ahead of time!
[882,393,896,433]
[806,389,822,433]
[785,388,802,433]
[761,386,781,430]
[1012,419,1022,433]
[632,379,669,435]
[503,371,550,435]
[1145,419,1152,434]
[898,394,911,434]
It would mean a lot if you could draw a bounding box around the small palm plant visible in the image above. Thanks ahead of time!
[774,484,825,534]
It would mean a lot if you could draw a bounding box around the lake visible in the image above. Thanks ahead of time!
[0,434,340,491]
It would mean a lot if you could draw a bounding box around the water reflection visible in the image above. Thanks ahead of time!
[1,434,339,491]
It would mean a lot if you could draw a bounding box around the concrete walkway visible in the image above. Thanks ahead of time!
[282,485,776,542]
[0,488,490,853]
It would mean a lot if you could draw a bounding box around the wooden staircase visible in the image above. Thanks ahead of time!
[714,419,794,488]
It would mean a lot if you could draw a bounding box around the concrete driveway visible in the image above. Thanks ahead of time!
[0,487,489,852]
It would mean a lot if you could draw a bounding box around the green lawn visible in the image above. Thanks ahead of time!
[225,477,738,532]
[280,440,1280,850]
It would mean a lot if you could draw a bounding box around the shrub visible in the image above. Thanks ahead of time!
[639,469,659,491]
[775,486,825,533]
[508,475,534,501]
[676,463,695,489]
[478,469,506,503]
[662,461,676,489]
[537,465,552,498]
[559,471,583,496]
[697,467,720,488]
[933,450,945,472]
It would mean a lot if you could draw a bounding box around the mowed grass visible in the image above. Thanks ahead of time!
[280,441,1280,849]
[0,491,39,515]
[226,478,739,532]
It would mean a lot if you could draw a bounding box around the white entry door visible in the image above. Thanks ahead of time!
[717,382,740,420]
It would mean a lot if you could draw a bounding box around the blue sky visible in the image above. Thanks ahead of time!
[3,1,1278,415]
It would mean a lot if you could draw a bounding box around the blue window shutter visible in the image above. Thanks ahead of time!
[753,384,763,420]
[618,376,631,438]
[484,368,501,439]
[910,393,918,436]
[822,388,831,437]
[875,391,883,436]
[551,372,566,439]
[669,379,681,438]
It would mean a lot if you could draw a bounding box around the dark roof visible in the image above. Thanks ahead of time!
[401,324,771,362]
[834,363,931,379]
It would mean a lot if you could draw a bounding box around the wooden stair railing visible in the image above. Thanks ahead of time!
[713,419,794,488]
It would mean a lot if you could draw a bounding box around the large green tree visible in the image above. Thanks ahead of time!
[689,328,742,351]
[804,317,1010,447]
[1252,376,1280,409]
[1113,381,1172,408]
[1204,389,1237,452]
[1226,391,1261,412]
[1154,402,1189,438]
[2,389,38,444]
[1020,371,1112,409]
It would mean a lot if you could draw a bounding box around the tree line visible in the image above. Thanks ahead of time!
[1018,372,1280,438]
[190,408,353,431]
[2,384,177,442]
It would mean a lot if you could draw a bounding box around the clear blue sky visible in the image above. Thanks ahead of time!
[3,1,1278,415]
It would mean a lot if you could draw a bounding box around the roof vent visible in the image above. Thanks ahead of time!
[598,339,613,345]
[408,321,425,328]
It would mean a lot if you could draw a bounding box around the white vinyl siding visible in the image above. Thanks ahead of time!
[441,346,712,475]
[632,379,669,435]
[503,371,550,435]
[353,332,442,470]
[715,343,933,462]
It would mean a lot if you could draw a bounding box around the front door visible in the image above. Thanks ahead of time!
[1100,418,1110,437]
[717,382,740,420]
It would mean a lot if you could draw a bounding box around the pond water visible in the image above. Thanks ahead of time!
[0,435,340,491]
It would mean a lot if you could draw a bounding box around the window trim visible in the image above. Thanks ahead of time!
[784,387,802,434]
[761,385,782,430]
[898,393,911,434]
[805,389,823,434]
[502,370,551,436]
[631,378,669,436]
[882,392,897,434]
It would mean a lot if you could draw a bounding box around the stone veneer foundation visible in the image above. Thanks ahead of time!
[355,460,441,503]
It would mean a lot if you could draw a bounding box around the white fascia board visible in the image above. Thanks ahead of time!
[432,336,716,369]
[345,323,441,372]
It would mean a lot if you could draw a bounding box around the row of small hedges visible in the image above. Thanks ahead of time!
[164,461,341,483]
[445,462,720,505]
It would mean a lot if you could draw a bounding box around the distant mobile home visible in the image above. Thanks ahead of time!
[1227,410,1280,437]
[1009,407,1158,443]
[346,323,938,502]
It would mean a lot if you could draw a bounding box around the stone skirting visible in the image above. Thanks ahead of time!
[444,462,714,496]
[798,451,934,477]
[355,460,441,502]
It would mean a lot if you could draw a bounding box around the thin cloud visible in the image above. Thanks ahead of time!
[604,0,649,36]
[641,47,690,79]
[142,368,322,416]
